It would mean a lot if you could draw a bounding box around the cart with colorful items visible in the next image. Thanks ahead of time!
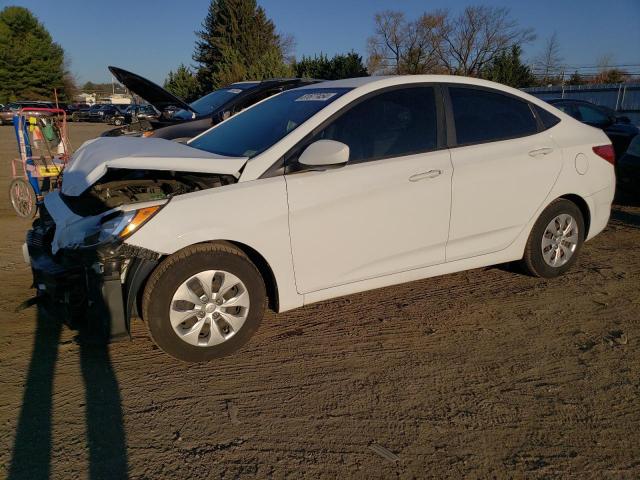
[9,108,71,218]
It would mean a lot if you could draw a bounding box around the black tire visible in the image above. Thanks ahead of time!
[142,242,266,362]
[114,117,123,126]
[71,112,79,122]
[521,199,585,278]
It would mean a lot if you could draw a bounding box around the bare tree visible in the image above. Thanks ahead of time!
[366,10,446,75]
[436,6,535,76]
[595,53,614,71]
[278,32,296,65]
[401,12,447,74]
[367,11,406,74]
[368,6,533,77]
[592,53,627,84]
[535,32,564,83]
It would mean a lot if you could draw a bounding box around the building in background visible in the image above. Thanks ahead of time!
[97,93,131,105]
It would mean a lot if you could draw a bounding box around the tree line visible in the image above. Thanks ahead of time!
[163,0,370,101]
[163,1,639,97]
[0,2,635,104]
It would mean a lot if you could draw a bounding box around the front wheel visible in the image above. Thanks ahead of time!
[521,199,585,278]
[114,117,123,126]
[142,242,266,362]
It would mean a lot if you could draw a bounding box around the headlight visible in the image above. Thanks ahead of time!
[98,206,160,243]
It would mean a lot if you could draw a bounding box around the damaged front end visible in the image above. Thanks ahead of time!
[24,136,246,341]
[26,193,163,340]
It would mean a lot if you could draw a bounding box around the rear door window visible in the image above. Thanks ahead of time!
[449,87,538,145]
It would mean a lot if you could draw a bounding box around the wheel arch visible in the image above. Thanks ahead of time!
[131,240,280,315]
[558,193,591,238]
[224,240,279,312]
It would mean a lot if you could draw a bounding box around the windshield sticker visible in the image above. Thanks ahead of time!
[295,92,338,102]
[227,88,243,94]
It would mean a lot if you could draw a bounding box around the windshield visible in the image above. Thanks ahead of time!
[189,88,351,158]
[174,84,258,120]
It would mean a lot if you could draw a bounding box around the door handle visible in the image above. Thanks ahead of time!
[409,169,442,182]
[528,147,554,157]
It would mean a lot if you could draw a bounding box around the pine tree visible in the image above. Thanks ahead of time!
[0,6,68,103]
[164,64,201,102]
[193,0,289,90]
[294,52,368,80]
[481,45,535,88]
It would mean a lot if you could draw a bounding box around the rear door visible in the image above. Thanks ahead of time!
[445,86,563,261]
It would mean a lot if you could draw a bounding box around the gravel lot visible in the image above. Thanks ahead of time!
[0,123,639,479]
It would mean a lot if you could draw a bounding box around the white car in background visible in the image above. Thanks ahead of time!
[26,75,615,362]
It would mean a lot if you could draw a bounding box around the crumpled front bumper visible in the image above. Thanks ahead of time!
[25,219,159,340]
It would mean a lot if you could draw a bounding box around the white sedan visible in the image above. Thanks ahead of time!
[28,75,615,362]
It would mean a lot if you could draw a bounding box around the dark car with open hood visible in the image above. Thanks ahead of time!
[102,66,319,141]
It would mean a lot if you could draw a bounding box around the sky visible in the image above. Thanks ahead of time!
[2,0,639,84]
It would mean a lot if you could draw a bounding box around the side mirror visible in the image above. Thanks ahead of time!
[298,140,349,169]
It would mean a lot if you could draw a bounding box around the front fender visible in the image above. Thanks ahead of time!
[124,176,303,312]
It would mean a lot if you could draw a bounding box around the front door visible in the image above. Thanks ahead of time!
[285,86,453,294]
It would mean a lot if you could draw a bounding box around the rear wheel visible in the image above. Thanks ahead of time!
[142,242,266,362]
[9,178,37,218]
[521,199,585,278]
[71,112,79,122]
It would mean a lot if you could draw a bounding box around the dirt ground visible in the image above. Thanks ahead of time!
[0,123,639,479]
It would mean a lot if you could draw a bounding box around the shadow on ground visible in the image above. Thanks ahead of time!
[611,208,640,228]
[8,301,128,480]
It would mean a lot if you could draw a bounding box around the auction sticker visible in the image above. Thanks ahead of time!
[295,92,338,102]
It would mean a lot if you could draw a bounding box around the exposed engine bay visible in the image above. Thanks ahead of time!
[61,168,236,216]
[101,118,154,138]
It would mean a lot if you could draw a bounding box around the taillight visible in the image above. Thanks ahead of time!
[592,145,615,165]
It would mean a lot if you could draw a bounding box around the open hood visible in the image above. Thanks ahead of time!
[109,66,196,114]
[61,137,247,196]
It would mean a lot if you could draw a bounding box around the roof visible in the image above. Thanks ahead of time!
[548,98,595,104]
[231,78,320,90]
[298,74,528,92]
[295,75,554,111]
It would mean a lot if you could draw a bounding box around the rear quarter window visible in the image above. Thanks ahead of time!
[449,87,538,145]
[533,104,561,130]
